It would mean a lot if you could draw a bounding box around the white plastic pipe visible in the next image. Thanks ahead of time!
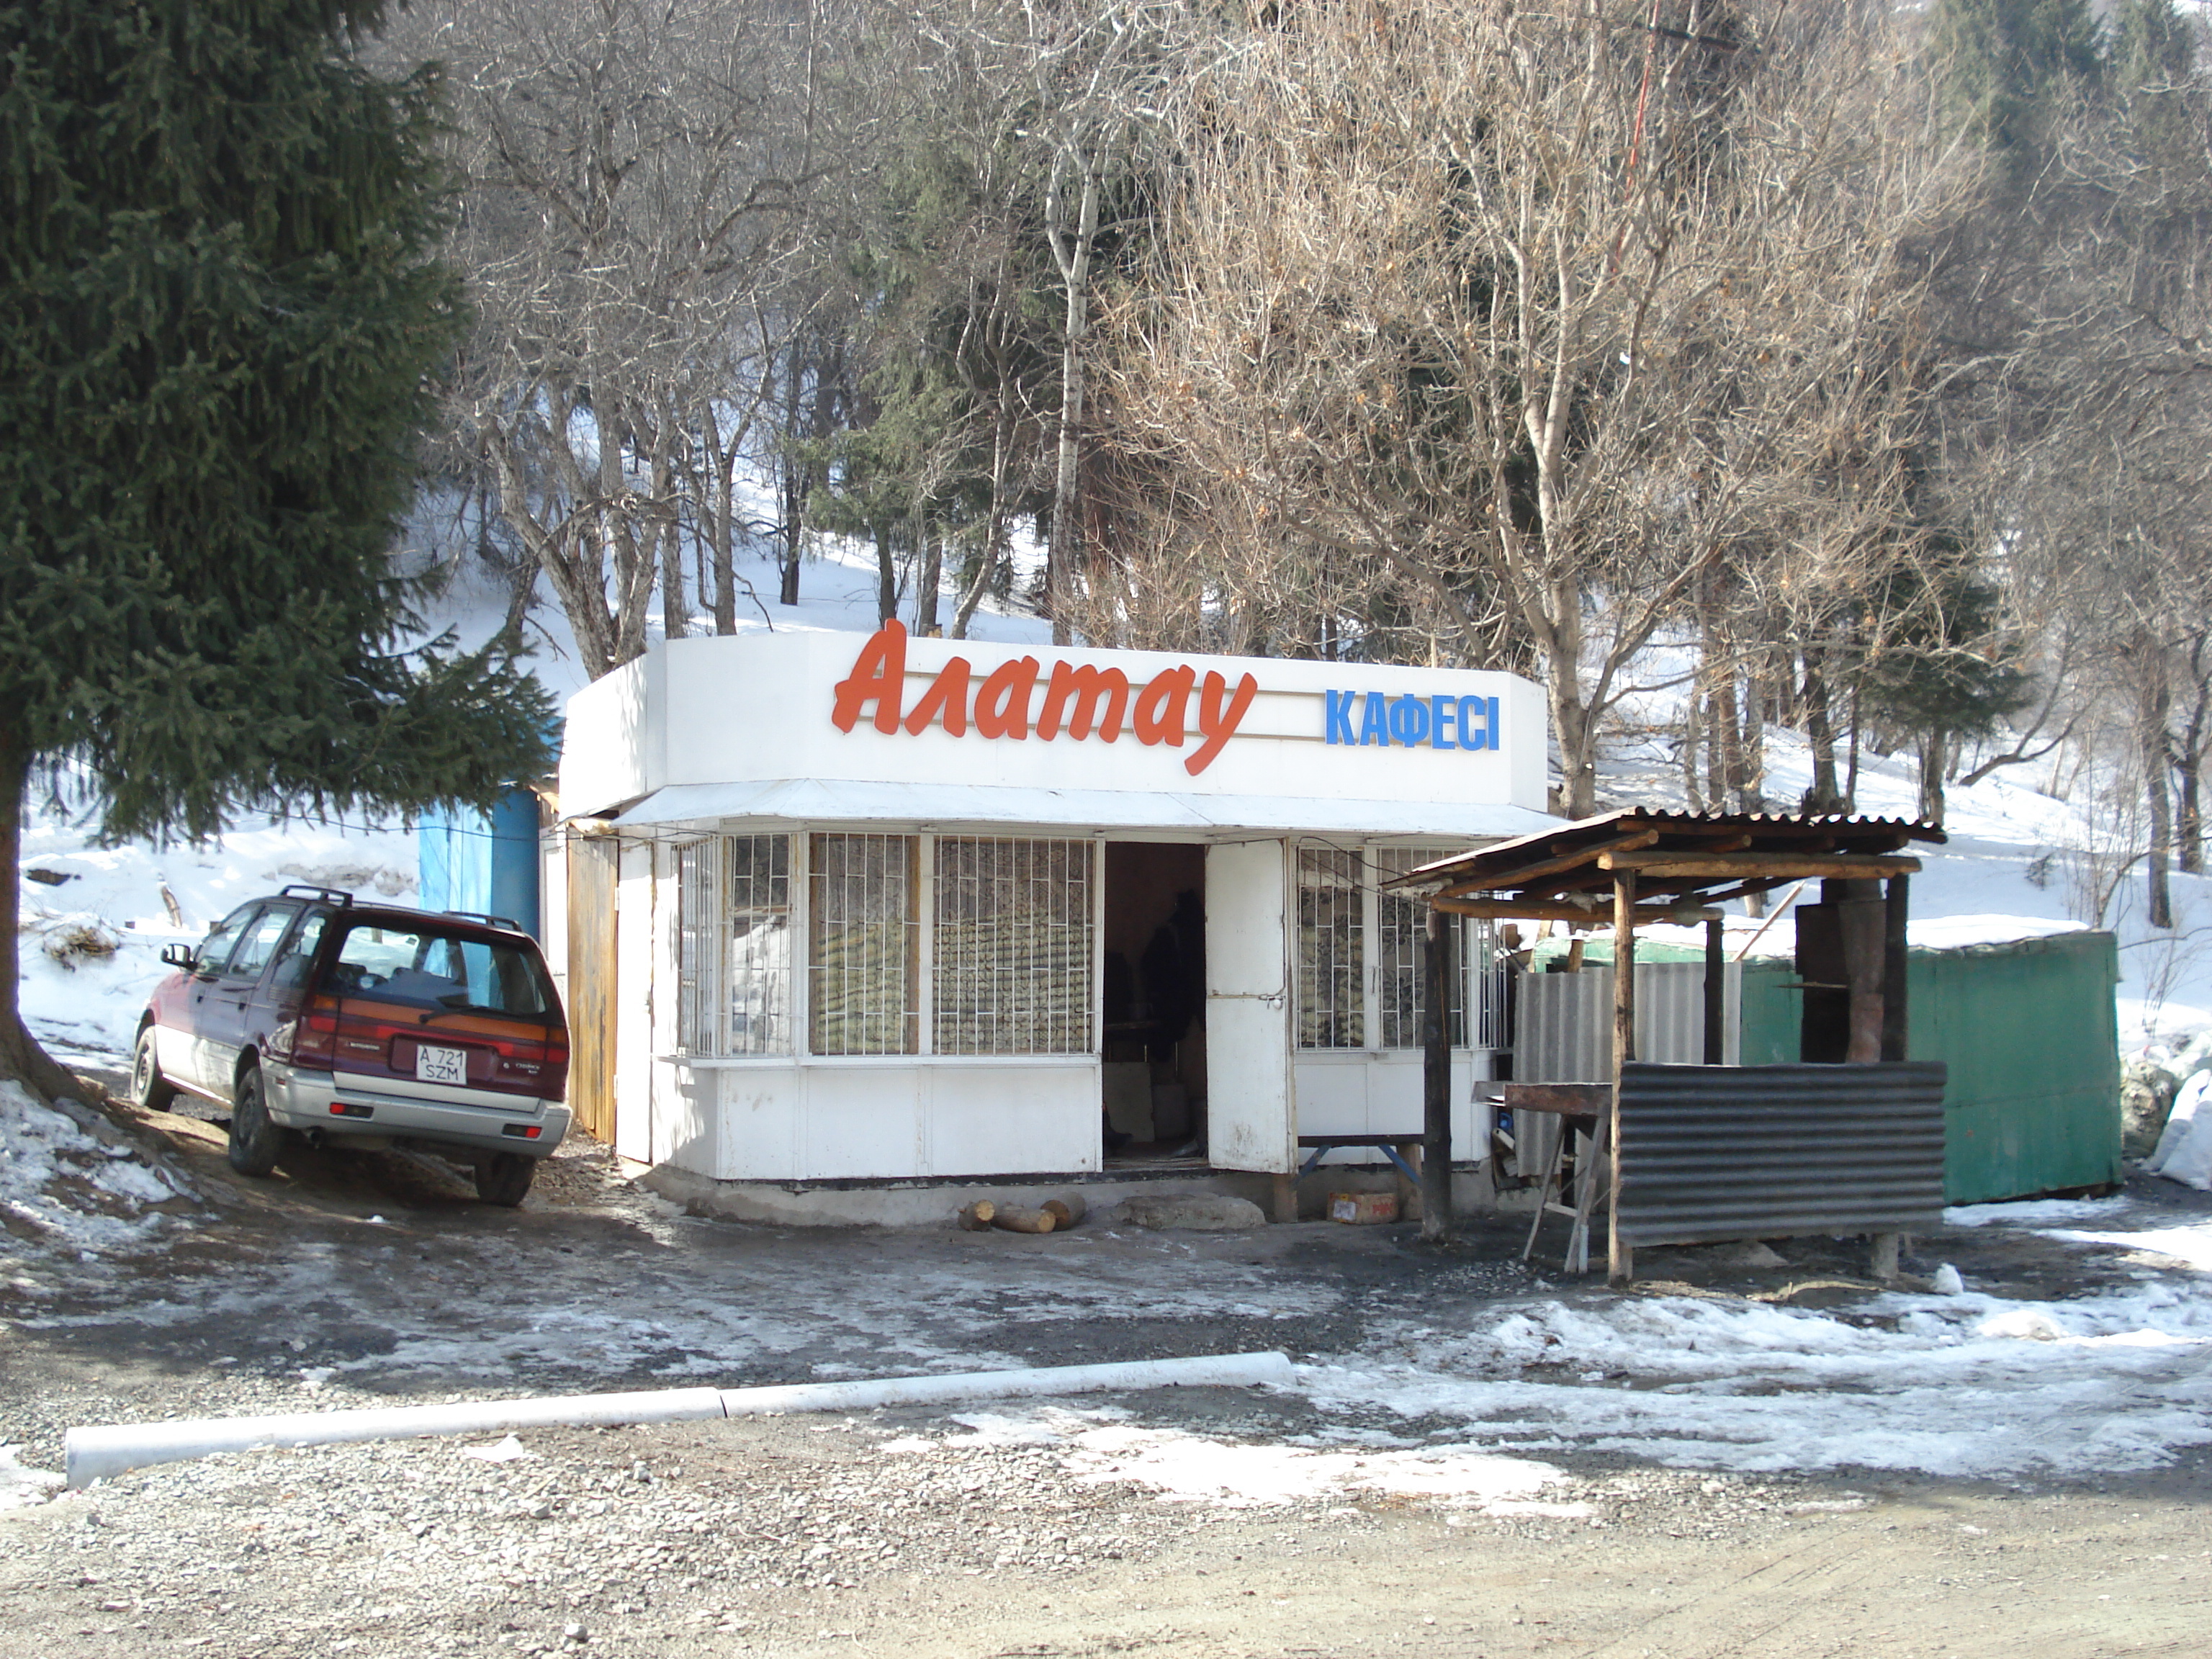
[65,1387,727,1489]
[63,1351,1294,1488]
[715,1350,1297,1416]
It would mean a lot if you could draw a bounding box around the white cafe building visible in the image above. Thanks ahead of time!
[548,622,1557,1220]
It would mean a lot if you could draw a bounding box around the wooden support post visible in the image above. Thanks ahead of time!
[1609,870,1636,1288]
[1703,915,1725,1065]
[1882,874,1910,1063]
[1870,1231,1901,1282]
[1272,1172,1298,1225]
[1421,903,1454,1241]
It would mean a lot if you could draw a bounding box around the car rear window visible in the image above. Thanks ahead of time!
[323,921,558,1020]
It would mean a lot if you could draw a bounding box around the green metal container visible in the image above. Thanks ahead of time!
[1532,926,2122,1200]
[1738,931,2121,1202]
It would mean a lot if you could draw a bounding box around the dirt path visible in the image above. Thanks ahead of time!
[2,1406,2206,1659]
[6,1089,2212,1657]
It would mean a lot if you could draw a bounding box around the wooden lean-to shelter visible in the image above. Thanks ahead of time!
[1385,809,1951,1285]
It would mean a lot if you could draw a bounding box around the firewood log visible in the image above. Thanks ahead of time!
[990,1205,1056,1234]
[1041,1194,1087,1228]
[957,1200,996,1231]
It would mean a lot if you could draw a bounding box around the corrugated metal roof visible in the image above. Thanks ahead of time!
[1385,806,1946,895]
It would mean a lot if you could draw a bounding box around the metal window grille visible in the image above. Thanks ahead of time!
[932,837,1094,1056]
[673,839,721,1056]
[1466,914,1509,1051]
[725,833,793,1055]
[1296,846,1364,1048]
[674,833,792,1056]
[809,833,919,1056]
[1375,845,1467,1049]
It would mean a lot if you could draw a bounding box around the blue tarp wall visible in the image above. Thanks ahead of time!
[418,791,543,936]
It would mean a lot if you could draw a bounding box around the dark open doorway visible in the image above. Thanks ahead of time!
[1100,841,1208,1166]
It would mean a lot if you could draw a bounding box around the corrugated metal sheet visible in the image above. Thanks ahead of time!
[1511,966,1738,1182]
[1516,964,1741,1080]
[1614,1061,1947,1247]
[1737,934,2121,1202]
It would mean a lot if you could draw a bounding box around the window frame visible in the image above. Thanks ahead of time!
[667,826,1100,1064]
[1296,840,1493,1054]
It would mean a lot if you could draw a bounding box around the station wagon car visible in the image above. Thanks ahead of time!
[132,886,572,1205]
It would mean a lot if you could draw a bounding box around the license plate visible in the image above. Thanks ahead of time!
[415,1044,467,1086]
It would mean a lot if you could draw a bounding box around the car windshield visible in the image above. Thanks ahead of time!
[325,922,557,1020]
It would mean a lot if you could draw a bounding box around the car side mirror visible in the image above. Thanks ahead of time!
[161,943,196,970]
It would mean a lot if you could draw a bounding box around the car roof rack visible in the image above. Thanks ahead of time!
[280,884,356,906]
[444,910,526,933]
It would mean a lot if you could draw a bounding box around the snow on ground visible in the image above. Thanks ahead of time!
[0,1082,191,1262]
[1288,1200,2212,1481]
[886,1406,1580,1512]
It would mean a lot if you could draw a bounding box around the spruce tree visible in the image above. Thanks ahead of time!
[0,0,553,1101]
[1928,0,2103,155]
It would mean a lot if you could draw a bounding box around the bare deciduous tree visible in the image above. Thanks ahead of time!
[1103,0,1973,814]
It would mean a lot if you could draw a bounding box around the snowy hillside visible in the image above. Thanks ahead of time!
[17,516,2212,1079]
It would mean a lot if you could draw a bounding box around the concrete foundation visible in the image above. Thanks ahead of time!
[636,1159,1531,1230]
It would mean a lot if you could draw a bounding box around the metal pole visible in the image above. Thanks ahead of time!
[1421,902,1454,1241]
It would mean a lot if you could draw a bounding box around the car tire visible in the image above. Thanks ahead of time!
[226,1066,284,1177]
[474,1152,535,1208]
[131,1026,179,1113]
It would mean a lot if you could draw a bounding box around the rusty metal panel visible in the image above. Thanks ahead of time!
[565,835,619,1146]
[1614,1061,1946,1247]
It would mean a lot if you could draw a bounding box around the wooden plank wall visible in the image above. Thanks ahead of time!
[565,835,619,1145]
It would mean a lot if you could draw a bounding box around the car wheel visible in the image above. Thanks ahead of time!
[226,1066,284,1177]
[131,1026,179,1113]
[474,1152,535,1208]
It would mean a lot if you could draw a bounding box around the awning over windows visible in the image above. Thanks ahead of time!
[595,778,1563,842]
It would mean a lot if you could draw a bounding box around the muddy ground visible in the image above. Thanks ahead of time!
[3,1081,2209,1658]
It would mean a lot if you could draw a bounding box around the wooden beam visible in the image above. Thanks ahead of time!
[1498,1082,1611,1118]
[1704,916,1725,1064]
[1434,830,1660,899]
[1609,869,1635,1290]
[1421,902,1452,1242]
[1433,898,1721,924]
[1597,852,1922,881]
[1883,873,1910,1062]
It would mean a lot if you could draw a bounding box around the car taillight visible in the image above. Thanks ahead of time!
[292,1002,341,1067]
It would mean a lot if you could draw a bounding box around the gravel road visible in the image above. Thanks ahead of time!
[6,1092,2212,1658]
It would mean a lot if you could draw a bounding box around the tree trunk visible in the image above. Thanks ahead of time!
[1737,648,1766,814]
[1550,681,1599,818]
[1803,644,1843,813]
[0,736,92,1104]
[705,403,738,636]
[875,525,899,626]
[1046,156,1102,649]
[2141,663,2175,930]
[1714,672,1745,814]
[1681,686,1704,811]
[1918,727,1948,826]
[951,404,1017,642]
[2178,655,2206,876]
[917,523,942,638]
[1843,681,1863,814]
[778,341,807,608]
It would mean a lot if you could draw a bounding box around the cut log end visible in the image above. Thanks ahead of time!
[956,1200,997,1231]
[1041,1194,1087,1229]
